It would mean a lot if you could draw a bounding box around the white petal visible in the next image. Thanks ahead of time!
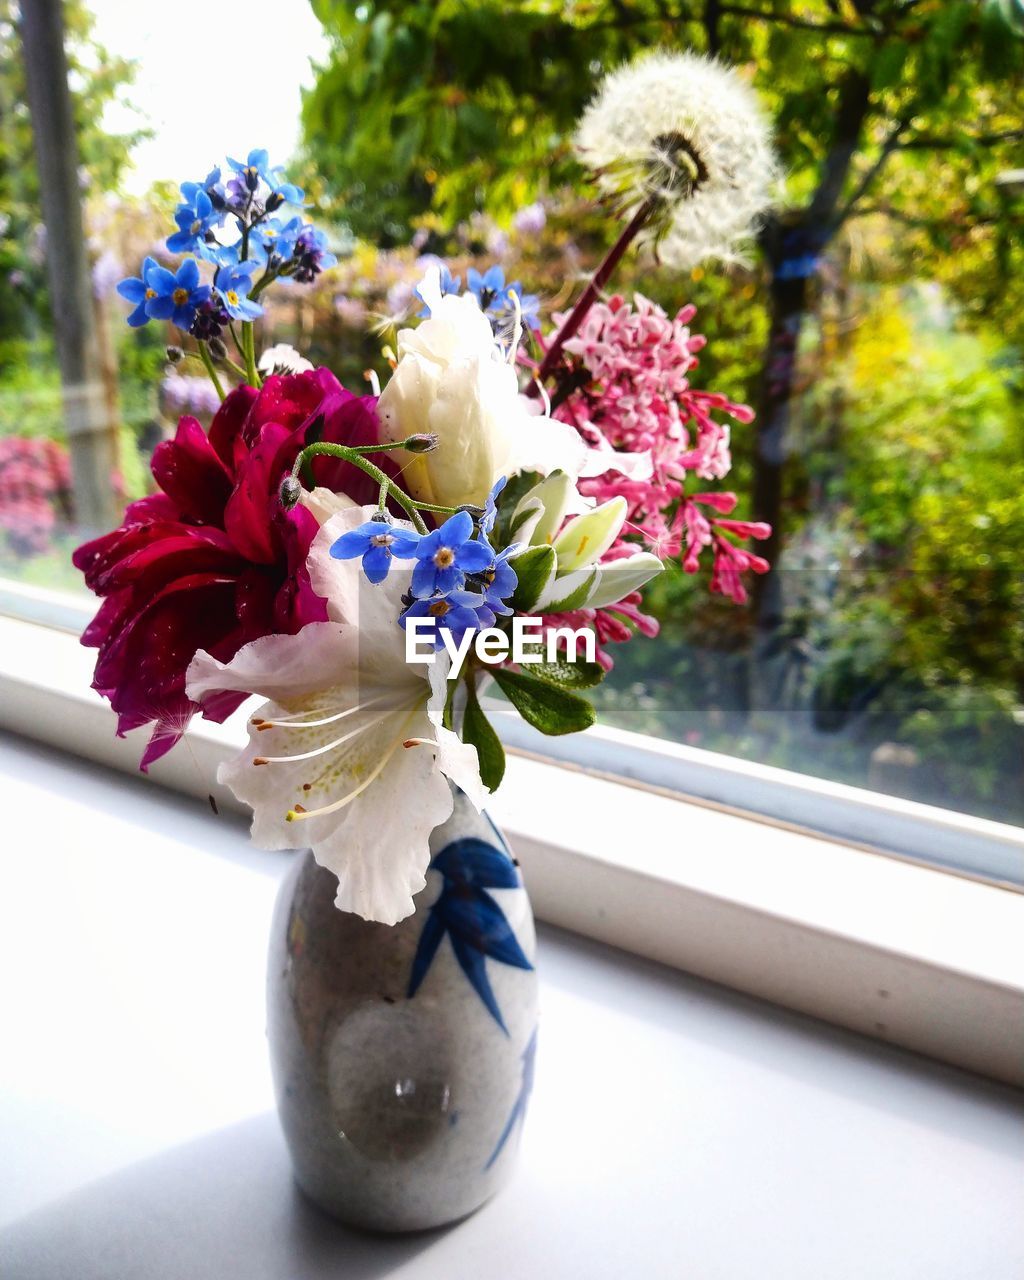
[579,447,653,481]
[585,552,664,608]
[552,496,628,570]
[426,658,488,810]
[311,724,455,924]
[301,486,359,526]
[507,413,589,483]
[187,623,357,706]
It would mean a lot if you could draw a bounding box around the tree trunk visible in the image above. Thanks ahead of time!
[751,220,814,636]
[19,0,121,534]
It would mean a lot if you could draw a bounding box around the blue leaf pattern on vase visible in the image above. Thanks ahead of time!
[407,837,534,1033]
[485,1027,538,1170]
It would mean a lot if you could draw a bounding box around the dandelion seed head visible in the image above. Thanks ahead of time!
[574,50,778,269]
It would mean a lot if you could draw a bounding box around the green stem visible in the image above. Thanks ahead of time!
[250,267,279,300]
[291,442,429,533]
[197,341,226,401]
[242,321,260,387]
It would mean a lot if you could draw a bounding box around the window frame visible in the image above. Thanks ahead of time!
[1,583,1022,1087]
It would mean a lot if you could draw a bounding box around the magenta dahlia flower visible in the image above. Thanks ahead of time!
[74,368,385,770]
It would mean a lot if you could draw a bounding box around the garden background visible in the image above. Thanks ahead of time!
[1,0,1022,823]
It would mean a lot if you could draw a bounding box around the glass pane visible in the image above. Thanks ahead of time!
[1,2,1020,841]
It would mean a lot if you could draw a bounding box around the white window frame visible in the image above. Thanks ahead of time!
[1,581,1022,1087]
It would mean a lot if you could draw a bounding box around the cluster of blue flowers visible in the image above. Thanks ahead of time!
[416,263,541,338]
[329,480,519,648]
[116,149,337,341]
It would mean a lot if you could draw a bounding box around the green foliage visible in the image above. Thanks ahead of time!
[462,674,506,790]
[491,665,596,735]
[303,0,1024,261]
[528,657,606,691]
[508,544,556,613]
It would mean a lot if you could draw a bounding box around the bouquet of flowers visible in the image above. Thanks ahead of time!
[75,52,775,927]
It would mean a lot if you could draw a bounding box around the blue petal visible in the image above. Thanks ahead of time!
[329,529,371,559]
[413,527,442,560]
[433,565,465,595]
[146,295,175,320]
[117,277,146,303]
[410,560,438,598]
[388,530,421,558]
[362,543,392,584]
[126,301,150,327]
[437,509,474,546]
[147,265,177,294]
[177,257,200,289]
[166,230,196,253]
[455,540,493,573]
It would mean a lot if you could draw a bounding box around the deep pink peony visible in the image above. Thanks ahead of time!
[74,367,384,770]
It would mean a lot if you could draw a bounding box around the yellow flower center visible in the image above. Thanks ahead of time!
[145,288,156,300]
[428,600,450,617]
[190,219,201,234]
[433,547,455,569]
[226,290,240,306]
[172,288,189,305]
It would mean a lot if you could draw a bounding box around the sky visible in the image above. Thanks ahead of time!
[84,0,329,194]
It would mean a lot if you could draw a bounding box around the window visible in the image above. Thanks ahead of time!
[1,0,1022,887]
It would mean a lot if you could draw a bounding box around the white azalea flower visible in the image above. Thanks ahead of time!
[574,50,777,268]
[186,507,486,926]
[377,266,589,508]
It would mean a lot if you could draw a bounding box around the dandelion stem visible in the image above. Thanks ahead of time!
[527,196,656,397]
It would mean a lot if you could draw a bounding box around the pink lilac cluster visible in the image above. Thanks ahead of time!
[0,437,72,557]
[554,293,770,606]
[541,590,659,673]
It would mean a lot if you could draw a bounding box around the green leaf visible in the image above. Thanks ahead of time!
[535,565,598,613]
[526,657,606,691]
[491,667,596,736]
[509,544,556,613]
[463,677,505,791]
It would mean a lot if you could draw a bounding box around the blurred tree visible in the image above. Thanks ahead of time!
[0,0,145,344]
[302,0,1024,627]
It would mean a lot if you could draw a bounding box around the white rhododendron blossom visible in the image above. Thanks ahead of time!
[574,50,777,268]
[377,266,591,508]
[186,507,486,925]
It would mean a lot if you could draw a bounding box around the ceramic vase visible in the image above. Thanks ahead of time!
[266,788,538,1231]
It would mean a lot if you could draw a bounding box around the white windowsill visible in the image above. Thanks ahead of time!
[1,608,1022,1086]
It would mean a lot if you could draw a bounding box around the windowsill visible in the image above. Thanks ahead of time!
[1,609,1022,1086]
[0,738,1021,1277]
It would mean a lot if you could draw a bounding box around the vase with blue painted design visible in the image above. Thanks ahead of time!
[266,786,538,1232]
